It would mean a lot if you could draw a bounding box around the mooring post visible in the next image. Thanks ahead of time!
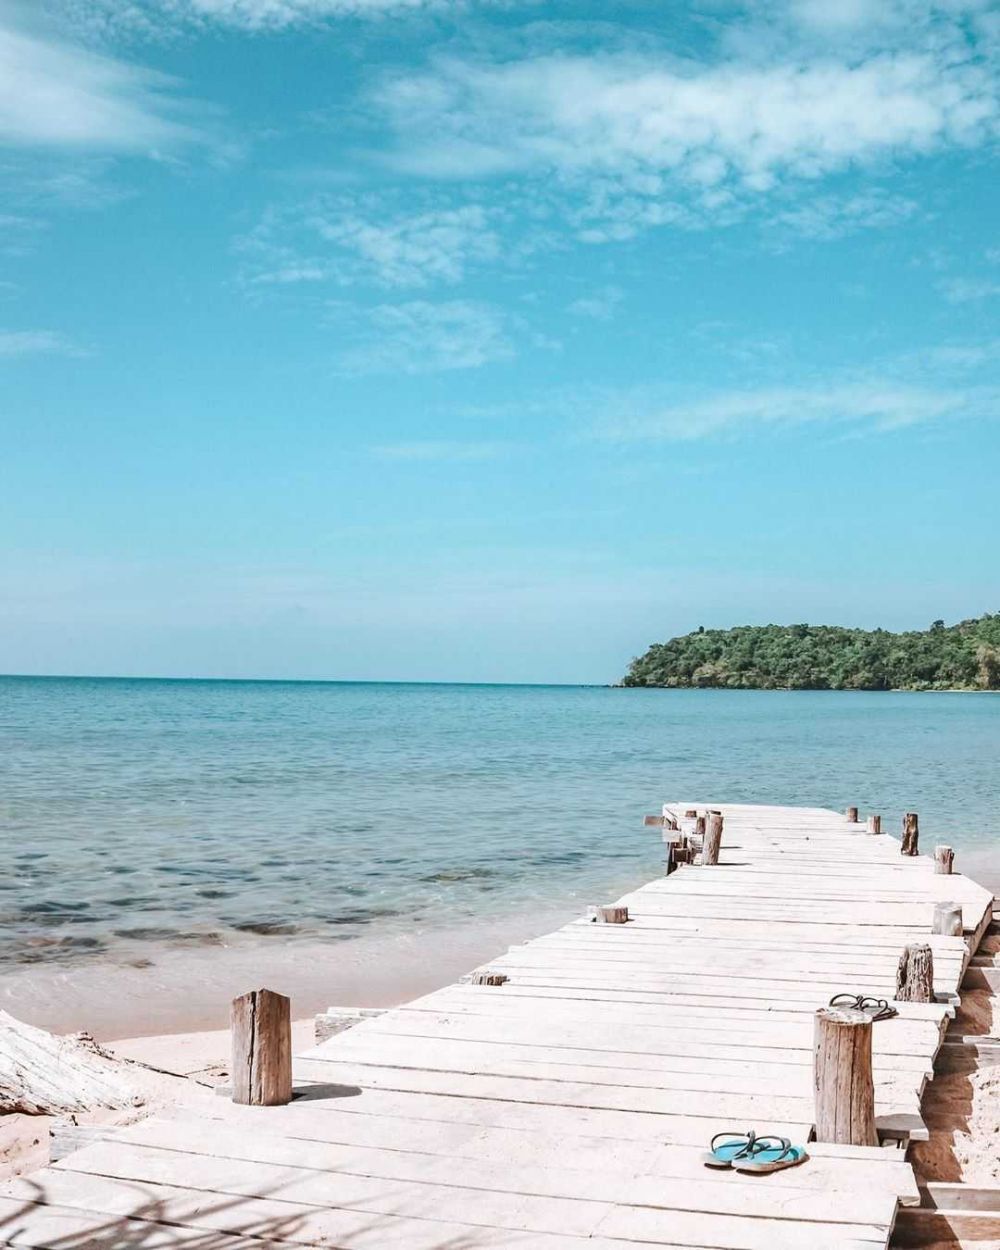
[896,943,934,1002]
[932,902,963,937]
[595,905,628,924]
[846,806,859,823]
[702,812,724,866]
[230,988,292,1106]
[866,814,882,834]
[471,971,508,986]
[694,814,706,839]
[813,1006,878,1146]
[934,845,955,875]
[901,812,919,856]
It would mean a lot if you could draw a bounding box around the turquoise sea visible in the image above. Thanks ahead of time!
[3,676,999,983]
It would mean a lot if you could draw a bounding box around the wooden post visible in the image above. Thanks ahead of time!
[846,806,859,823]
[866,815,882,834]
[896,943,934,1002]
[684,809,697,819]
[934,845,954,875]
[471,971,508,986]
[932,902,963,937]
[595,905,628,924]
[694,814,706,839]
[901,812,919,856]
[702,812,724,866]
[230,988,292,1106]
[813,1006,878,1146]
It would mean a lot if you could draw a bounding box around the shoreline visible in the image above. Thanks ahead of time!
[0,901,581,1040]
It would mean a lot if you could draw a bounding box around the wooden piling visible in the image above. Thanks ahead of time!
[813,1006,878,1146]
[595,905,628,924]
[846,806,859,823]
[866,814,882,834]
[471,971,508,986]
[901,812,919,856]
[896,943,934,1002]
[694,814,706,839]
[702,812,724,866]
[934,845,955,875]
[932,902,963,937]
[230,988,292,1106]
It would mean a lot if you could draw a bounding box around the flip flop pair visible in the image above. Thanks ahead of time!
[829,993,898,1021]
[703,1130,808,1173]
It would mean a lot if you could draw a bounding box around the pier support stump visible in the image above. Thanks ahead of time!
[846,806,859,823]
[471,971,508,986]
[595,905,628,924]
[813,1006,877,1146]
[867,815,882,834]
[231,988,292,1106]
[934,845,955,875]
[932,902,963,937]
[702,813,724,866]
[896,943,934,1002]
[901,812,919,856]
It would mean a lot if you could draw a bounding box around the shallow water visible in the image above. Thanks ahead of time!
[2,678,998,988]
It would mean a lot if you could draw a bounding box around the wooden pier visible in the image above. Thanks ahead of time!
[1,803,994,1249]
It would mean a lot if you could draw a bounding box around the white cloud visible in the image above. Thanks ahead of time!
[771,191,920,240]
[239,199,502,289]
[595,381,998,442]
[377,52,997,187]
[337,299,514,373]
[0,15,200,152]
[95,0,484,31]
[0,328,84,356]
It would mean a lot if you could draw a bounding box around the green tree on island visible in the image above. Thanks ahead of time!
[623,615,1000,691]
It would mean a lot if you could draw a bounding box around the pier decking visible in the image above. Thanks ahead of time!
[1,803,994,1249]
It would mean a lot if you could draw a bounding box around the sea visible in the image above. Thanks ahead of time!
[2,676,998,1035]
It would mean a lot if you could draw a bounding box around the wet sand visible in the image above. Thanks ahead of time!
[0,902,579,1039]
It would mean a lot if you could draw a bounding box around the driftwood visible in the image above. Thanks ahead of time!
[0,1010,142,1115]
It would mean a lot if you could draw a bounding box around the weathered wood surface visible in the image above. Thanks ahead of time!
[1,803,992,1250]
[814,1006,878,1146]
[230,988,292,1106]
[0,1011,141,1116]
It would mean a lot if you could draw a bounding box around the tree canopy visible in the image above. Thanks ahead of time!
[622,615,1000,691]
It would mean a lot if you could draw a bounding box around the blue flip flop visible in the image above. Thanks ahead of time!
[732,1135,809,1174]
[702,1129,757,1168]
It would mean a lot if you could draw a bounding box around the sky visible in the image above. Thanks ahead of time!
[1,0,999,683]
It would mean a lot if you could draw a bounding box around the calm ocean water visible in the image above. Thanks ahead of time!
[2,677,999,975]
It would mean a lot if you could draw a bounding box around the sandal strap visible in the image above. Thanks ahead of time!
[745,1135,790,1158]
[710,1128,755,1151]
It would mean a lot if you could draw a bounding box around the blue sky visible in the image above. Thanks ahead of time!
[1,0,998,682]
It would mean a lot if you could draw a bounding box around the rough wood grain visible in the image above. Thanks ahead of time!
[901,812,920,856]
[594,906,629,925]
[896,944,934,1003]
[0,1011,141,1115]
[867,815,882,834]
[702,813,723,866]
[471,972,509,986]
[846,807,859,823]
[933,845,954,875]
[230,988,292,1106]
[813,1006,877,1147]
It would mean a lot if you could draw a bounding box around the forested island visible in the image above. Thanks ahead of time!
[623,615,1000,691]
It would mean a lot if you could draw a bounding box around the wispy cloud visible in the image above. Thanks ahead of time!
[0,11,204,153]
[336,298,515,373]
[0,328,85,357]
[770,191,920,241]
[594,382,993,442]
[567,286,622,320]
[940,276,1000,303]
[238,198,503,289]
